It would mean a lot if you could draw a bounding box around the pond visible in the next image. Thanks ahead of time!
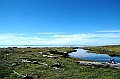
[69,49,120,63]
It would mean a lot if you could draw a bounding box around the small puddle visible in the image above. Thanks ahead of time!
[69,49,120,63]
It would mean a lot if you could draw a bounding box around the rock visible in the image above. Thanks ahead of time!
[24,76,34,79]
[76,61,120,69]
[39,52,48,55]
[51,62,61,68]
[109,63,120,69]
[11,61,20,66]
[47,55,58,59]
[31,61,39,64]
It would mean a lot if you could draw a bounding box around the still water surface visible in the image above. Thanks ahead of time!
[69,49,120,63]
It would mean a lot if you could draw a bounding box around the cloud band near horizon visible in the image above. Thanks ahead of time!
[0,31,120,45]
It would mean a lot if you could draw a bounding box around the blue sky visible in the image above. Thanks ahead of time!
[0,0,120,46]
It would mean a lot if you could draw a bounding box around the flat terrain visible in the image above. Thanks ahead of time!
[0,46,120,79]
[83,45,120,56]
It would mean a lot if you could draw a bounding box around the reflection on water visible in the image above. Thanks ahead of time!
[69,49,120,63]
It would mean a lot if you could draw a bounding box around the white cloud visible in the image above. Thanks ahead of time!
[53,33,120,39]
[52,33,120,45]
[0,32,120,45]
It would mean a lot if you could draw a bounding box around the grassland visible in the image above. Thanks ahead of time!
[0,46,120,79]
[83,45,120,56]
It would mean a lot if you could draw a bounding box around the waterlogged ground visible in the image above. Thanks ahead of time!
[0,47,120,79]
